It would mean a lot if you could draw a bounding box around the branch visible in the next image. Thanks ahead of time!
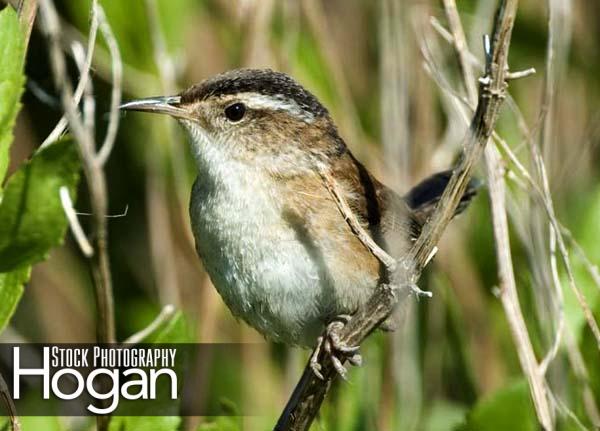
[0,371,20,431]
[39,0,116,344]
[38,3,121,429]
[441,1,554,429]
[275,1,521,429]
[40,2,98,148]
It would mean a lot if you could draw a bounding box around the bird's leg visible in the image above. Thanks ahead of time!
[310,315,362,380]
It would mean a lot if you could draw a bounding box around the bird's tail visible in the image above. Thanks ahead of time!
[404,170,482,225]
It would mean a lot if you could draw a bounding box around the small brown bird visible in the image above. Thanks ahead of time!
[121,69,478,376]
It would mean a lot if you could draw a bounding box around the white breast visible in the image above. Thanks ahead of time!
[191,169,335,345]
[185,124,332,346]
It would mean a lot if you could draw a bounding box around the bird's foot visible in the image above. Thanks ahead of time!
[310,315,362,380]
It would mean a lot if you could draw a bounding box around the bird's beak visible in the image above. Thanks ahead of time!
[119,95,191,120]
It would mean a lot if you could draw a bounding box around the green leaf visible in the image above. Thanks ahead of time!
[424,401,468,431]
[109,416,181,431]
[63,0,194,75]
[0,6,26,187]
[0,265,29,333]
[456,380,537,431]
[19,416,64,431]
[196,416,242,431]
[146,311,189,343]
[0,138,80,272]
[563,185,600,338]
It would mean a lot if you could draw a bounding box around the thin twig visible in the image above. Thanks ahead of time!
[319,169,431,299]
[550,392,590,431]
[486,146,554,430]
[504,170,600,426]
[96,5,122,166]
[429,16,481,71]
[559,226,600,291]
[432,7,600,409]
[76,205,129,218]
[0,371,20,431]
[60,186,93,257]
[39,0,118,346]
[275,1,521,429]
[441,0,477,103]
[71,41,96,137]
[500,111,600,430]
[319,170,397,273]
[506,68,536,80]
[39,3,120,430]
[57,15,157,96]
[532,0,600,356]
[564,328,600,427]
[539,225,564,376]
[496,136,598,325]
[123,304,176,345]
[441,1,554,428]
[41,0,99,148]
[39,0,116,346]
[538,153,600,347]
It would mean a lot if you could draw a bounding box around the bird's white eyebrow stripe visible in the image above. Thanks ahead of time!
[233,93,316,122]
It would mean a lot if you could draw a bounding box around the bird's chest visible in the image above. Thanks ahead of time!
[189,166,329,344]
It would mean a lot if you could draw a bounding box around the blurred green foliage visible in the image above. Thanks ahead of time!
[1,0,600,430]
[0,138,79,272]
[0,6,25,186]
[457,380,536,431]
[0,8,80,337]
[109,416,181,431]
[0,266,29,333]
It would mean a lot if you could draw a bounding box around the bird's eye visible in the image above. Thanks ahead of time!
[224,103,246,122]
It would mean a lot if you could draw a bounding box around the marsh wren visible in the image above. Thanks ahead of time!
[121,69,478,374]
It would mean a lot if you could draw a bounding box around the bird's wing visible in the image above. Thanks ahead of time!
[329,154,481,253]
[329,152,421,254]
[404,169,481,225]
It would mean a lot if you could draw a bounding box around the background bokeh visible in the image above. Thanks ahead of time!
[3,0,600,430]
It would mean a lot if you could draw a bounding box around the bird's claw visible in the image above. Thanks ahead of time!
[310,315,362,380]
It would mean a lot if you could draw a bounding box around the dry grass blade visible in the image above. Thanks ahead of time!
[485,146,554,429]
[505,131,600,356]
[60,186,93,257]
[96,5,122,165]
[441,1,554,428]
[430,4,600,425]
[560,226,600,291]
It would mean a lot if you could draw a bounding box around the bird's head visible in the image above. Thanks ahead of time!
[120,69,346,176]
